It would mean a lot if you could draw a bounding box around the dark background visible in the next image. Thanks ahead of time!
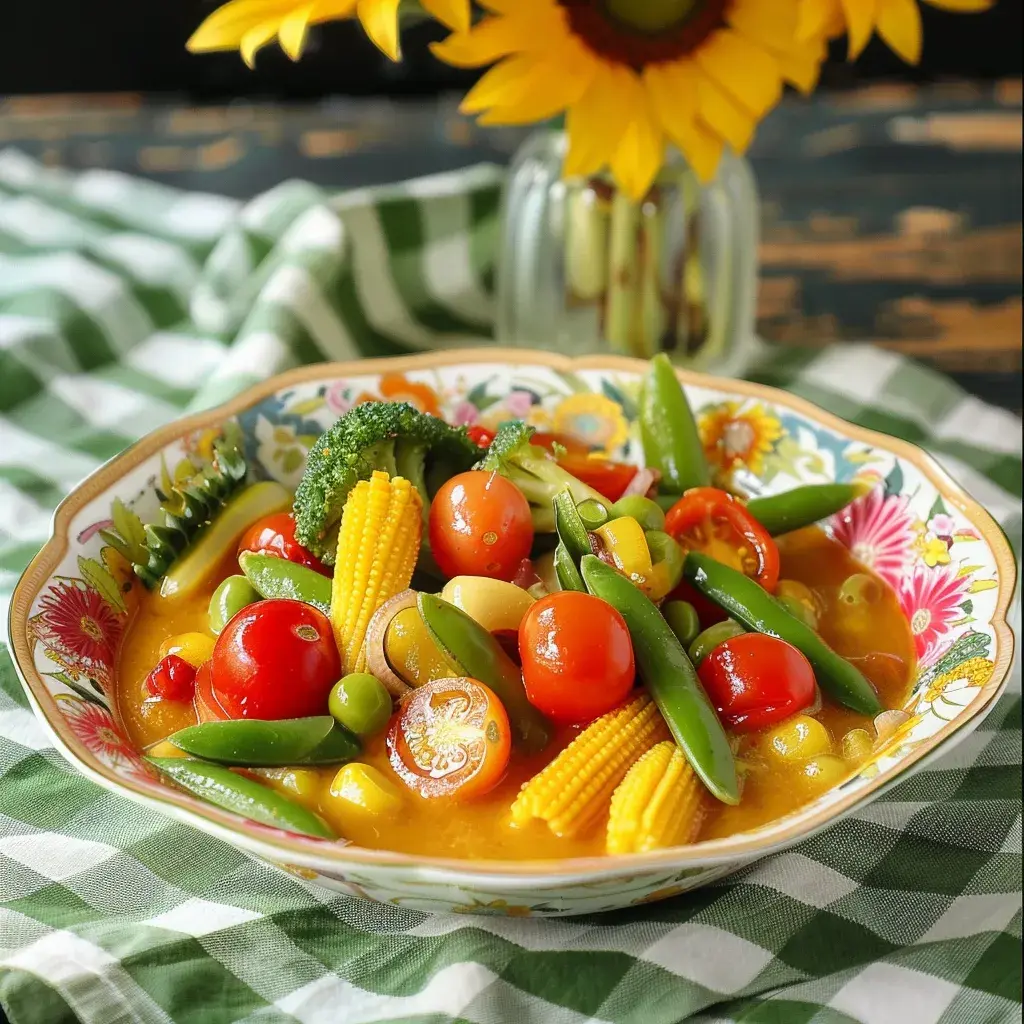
[3,2,1022,98]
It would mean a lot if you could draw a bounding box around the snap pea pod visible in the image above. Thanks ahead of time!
[580,554,739,805]
[168,716,361,766]
[239,550,331,614]
[639,353,710,495]
[148,757,335,839]
[682,552,883,715]
[745,483,866,536]
[553,488,592,593]
[417,593,551,752]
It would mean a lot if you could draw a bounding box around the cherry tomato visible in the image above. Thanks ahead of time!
[519,592,635,723]
[238,512,330,576]
[532,433,638,502]
[194,661,231,722]
[387,677,511,799]
[210,599,340,719]
[428,470,534,582]
[144,654,196,702]
[665,487,780,592]
[697,633,816,732]
[465,425,495,449]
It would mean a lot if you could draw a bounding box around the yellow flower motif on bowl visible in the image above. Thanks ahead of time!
[699,401,784,477]
[550,393,629,455]
[916,530,952,568]
[452,898,534,917]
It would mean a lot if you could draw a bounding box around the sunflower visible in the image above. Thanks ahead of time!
[188,0,471,66]
[432,1,828,198]
[698,400,784,477]
[799,0,994,64]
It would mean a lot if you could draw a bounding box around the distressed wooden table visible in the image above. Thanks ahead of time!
[1,81,1020,412]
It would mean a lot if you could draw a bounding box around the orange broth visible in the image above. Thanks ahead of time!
[116,526,915,860]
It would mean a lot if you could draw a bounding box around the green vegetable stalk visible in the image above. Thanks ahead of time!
[682,552,883,715]
[745,482,868,536]
[639,353,710,495]
[580,554,739,805]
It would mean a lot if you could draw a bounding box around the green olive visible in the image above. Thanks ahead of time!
[328,674,393,738]
[208,575,260,635]
[610,495,666,532]
[688,620,746,666]
[663,600,700,647]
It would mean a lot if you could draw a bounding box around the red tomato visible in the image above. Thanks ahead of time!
[697,633,816,732]
[387,677,511,799]
[238,512,330,576]
[532,433,637,502]
[465,425,495,449]
[665,488,780,592]
[210,599,340,719]
[145,654,196,702]
[428,470,534,582]
[194,661,231,722]
[519,592,635,723]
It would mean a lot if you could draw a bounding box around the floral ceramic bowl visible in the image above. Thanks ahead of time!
[8,351,1016,917]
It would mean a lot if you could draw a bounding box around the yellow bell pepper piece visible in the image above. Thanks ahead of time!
[440,576,535,634]
[329,763,403,817]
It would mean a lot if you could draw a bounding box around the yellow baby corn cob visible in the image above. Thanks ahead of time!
[606,741,705,855]
[331,470,422,674]
[511,694,669,838]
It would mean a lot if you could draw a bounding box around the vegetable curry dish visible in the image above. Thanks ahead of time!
[115,356,915,860]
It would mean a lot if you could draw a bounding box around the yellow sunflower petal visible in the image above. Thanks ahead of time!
[188,0,293,51]
[697,74,757,153]
[431,10,561,69]
[840,0,879,58]
[798,0,845,39]
[729,0,802,54]
[421,0,471,33]
[477,43,597,126]
[460,54,540,114]
[240,20,282,65]
[777,36,829,93]
[357,0,401,60]
[609,77,664,201]
[876,0,922,63]
[922,0,993,8]
[278,4,314,59]
[673,118,726,184]
[564,63,636,179]
[644,59,698,141]
[694,28,782,117]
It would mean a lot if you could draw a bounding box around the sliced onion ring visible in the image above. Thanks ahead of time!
[364,589,417,698]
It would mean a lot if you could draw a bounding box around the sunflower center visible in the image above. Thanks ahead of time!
[559,0,729,66]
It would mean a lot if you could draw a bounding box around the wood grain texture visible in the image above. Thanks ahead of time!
[1,83,1019,412]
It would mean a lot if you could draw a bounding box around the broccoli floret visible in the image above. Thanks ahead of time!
[476,421,606,532]
[294,402,479,564]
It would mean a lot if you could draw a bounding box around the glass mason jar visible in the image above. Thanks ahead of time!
[495,129,759,371]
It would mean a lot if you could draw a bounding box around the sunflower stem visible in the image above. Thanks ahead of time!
[605,190,640,356]
[564,184,609,303]
[636,194,666,358]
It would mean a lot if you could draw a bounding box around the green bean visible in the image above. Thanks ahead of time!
[209,575,260,635]
[682,552,883,715]
[662,601,701,647]
[639,353,710,494]
[417,593,551,752]
[610,495,665,532]
[745,483,867,536]
[580,554,738,805]
[239,551,331,614]
[148,757,335,839]
[167,716,360,766]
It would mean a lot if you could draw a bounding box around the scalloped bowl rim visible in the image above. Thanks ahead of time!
[7,349,1017,883]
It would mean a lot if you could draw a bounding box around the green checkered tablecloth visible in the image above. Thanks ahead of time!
[0,145,1021,1024]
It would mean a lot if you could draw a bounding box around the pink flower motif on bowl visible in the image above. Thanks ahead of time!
[830,487,916,589]
[898,563,972,668]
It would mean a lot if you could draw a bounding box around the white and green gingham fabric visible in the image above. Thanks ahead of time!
[0,146,1021,1024]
